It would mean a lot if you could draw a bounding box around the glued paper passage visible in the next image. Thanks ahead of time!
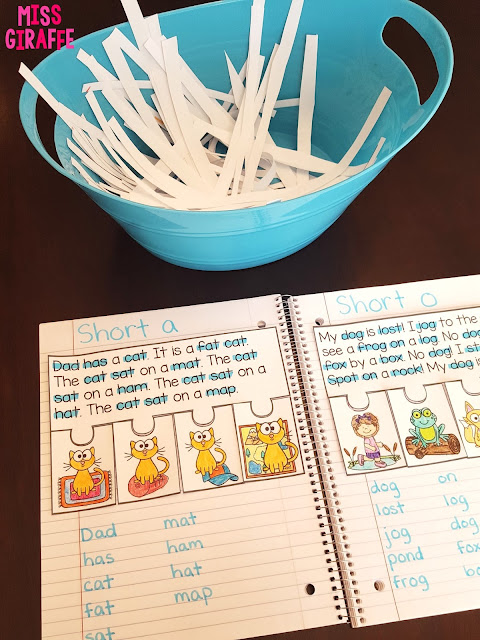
[48,327,308,514]
[315,306,480,397]
[314,306,480,474]
[48,328,288,445]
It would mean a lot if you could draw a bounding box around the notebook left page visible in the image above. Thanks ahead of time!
[39,295,344,640]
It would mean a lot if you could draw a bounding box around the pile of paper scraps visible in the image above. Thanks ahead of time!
[20,0,391,211]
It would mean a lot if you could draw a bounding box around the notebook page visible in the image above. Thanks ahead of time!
[39,295,343,640]
[295,274,480,626]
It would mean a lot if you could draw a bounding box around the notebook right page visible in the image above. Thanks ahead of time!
[295,274,480,627]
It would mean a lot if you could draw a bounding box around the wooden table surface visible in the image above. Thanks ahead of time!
[1,0,479,637]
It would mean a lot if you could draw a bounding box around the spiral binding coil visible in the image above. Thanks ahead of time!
[277,295,363,626]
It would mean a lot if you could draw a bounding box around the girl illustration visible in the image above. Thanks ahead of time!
[352,413,386,468]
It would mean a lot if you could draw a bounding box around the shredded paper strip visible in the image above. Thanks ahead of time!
[20,0,390,211]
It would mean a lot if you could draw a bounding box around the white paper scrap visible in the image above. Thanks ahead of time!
[297,34,318,185]
[161,36,218,187]
[20,0,391,212]
[242,0,305,193]
[119,0,151,49]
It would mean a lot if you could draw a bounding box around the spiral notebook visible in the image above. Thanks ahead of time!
[40,273,480,639]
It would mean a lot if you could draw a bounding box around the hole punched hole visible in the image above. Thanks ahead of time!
[374,580,385,592]
[287,293,350,622]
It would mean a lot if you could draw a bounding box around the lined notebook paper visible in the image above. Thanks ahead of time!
[40,296,343,640]
[40,275,480,638]
[293,274,480,626]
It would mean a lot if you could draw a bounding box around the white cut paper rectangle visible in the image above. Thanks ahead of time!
[297,34,318,185]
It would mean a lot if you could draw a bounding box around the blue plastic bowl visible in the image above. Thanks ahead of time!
[20,0,453,270]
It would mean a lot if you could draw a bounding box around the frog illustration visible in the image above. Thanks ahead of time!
[409,407,449,448]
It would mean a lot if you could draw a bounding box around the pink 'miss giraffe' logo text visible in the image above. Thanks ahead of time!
[5,4,74,50]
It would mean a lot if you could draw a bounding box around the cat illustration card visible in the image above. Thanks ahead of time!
[50,425,116,514]
[113,416,181,504]
[329,392,406,475]
[387,383,467,467]
[233,397,304,481]
[445,381,480,458]
[174,405,243,492]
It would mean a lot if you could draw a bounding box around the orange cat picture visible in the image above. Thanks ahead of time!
[130,437,170,484]
[68,447,105,496]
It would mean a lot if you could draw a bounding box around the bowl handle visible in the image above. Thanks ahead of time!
[385,0,453,112]
[19,80,72,179]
